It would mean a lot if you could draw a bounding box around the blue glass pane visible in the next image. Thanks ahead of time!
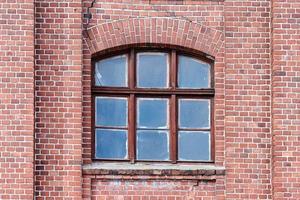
[137,53,168,88]
[178,56,210,88]
[95,55,127,87]
[137,130,169,160]
[179,99,210,128]
[137,98,168,129]
[178,131,210,161]
[95,129,128,159]
[96,97,127,127]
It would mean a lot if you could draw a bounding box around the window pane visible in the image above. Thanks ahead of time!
[137,98,168,129]
[95,55,127,87]
[137,130,169,160]
[95,97,127,127]
[178,131,210,161]
[137,53,168,88]
[178,56,210,88]
[179,99,210,128]
[95,129,128,159]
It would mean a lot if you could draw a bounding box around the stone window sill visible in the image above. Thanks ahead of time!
[82,162,225,180]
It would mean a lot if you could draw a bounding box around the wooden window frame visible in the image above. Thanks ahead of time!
[91,47,215,163]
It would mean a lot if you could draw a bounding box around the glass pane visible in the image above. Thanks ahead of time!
[137,130,169,160]
[95,129,128,159]
[179,99,210,128]
[137,98,168,129]
[95,55,127,87]
[137,53,168,88]
[178,131,210,161]
[95,97,128,127]
[178,55,210,88]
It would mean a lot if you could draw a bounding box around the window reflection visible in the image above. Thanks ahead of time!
[95,55,128,87]
[178,55,210,88]
[137,53,169,88]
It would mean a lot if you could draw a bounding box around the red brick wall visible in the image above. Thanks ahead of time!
[34,1,82,199]
[1,0,300,199]
[272,0,300,199]
[91,180,216,199]
[0,1,35,199]
[224,1,272,199]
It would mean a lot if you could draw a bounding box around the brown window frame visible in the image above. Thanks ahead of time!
[91,46,215,163]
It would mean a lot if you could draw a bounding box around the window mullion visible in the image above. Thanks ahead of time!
[128,49,136,162]
[129,49,135,89]
[170,50,177,89]
[128,94,136,163]
[170,94,177,163]
[170,50,177,163]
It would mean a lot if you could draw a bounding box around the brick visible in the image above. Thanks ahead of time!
[1,0,300,199]
[34,0,82,199]
[0,1,35,199]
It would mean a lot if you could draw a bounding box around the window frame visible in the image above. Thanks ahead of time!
[91,46,215,163]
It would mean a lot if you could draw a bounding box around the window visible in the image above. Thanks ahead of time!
[92,48,214,163]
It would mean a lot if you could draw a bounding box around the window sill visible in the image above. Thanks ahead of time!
[82,162,225,180]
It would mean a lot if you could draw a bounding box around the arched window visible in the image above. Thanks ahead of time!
[92,47,214,163]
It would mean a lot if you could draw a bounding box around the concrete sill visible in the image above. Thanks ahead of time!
[82,162,225,180]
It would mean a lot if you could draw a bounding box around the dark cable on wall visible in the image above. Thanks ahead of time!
[84,0,97,30]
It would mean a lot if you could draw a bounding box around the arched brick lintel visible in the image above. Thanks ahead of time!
[84,18,224,58]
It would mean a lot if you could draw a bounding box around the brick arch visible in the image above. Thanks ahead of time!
[84,17,223,58]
